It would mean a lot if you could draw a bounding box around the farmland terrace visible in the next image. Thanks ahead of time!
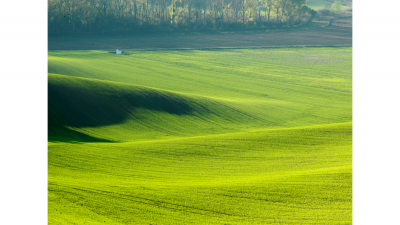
[48,14,352,51]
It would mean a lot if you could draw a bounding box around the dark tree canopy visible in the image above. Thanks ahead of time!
[48,0,316,35]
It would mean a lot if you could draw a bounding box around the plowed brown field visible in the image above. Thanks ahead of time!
[48,15,351,51]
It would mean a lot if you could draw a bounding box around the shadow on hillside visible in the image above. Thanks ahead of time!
[48,126,114,143]
[48,77,196,141]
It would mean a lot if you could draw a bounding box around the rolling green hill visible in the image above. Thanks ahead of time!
[48,47,351,142]
[48,47,352,224]
[49,123,352,224]
[48,73,261,142]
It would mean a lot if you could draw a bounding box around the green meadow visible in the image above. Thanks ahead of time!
[48,47,352,224]
[307,0,349,10]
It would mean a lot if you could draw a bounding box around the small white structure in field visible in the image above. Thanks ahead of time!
[116,48,122,54]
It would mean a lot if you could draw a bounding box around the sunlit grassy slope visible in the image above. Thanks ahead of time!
[48,47,351,142]
[48,47,352,224]
[307,0,349,10]
[49,48,352,93]
[49,123,352,224]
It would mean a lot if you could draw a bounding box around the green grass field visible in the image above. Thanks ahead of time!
[307,0,349,10]
[48,47,352,224]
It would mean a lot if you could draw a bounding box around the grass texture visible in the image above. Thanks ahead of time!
[307,0,349,10]
[48,47,352,224]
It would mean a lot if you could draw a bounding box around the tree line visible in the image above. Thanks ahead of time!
[48,0,317,35]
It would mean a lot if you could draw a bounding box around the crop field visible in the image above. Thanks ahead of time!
[48,46,352,224]
[48,18,352,51]
[307,0,349,10]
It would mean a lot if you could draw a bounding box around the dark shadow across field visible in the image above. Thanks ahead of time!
[48,126,114,143]
[48,81,195,128]
[48,78,197,142]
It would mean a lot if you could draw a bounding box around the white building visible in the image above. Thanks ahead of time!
[116,48,122,54]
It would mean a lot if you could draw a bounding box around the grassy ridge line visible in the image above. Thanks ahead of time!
[49,122,352,224]
[94,121,351,145]
[48,72,210,98]
[48,72,294,103]
[49,72,351,142]
[48,47,352,94]
[48,44,352,52]
[49,122,352,183]
[48,73,269,142]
